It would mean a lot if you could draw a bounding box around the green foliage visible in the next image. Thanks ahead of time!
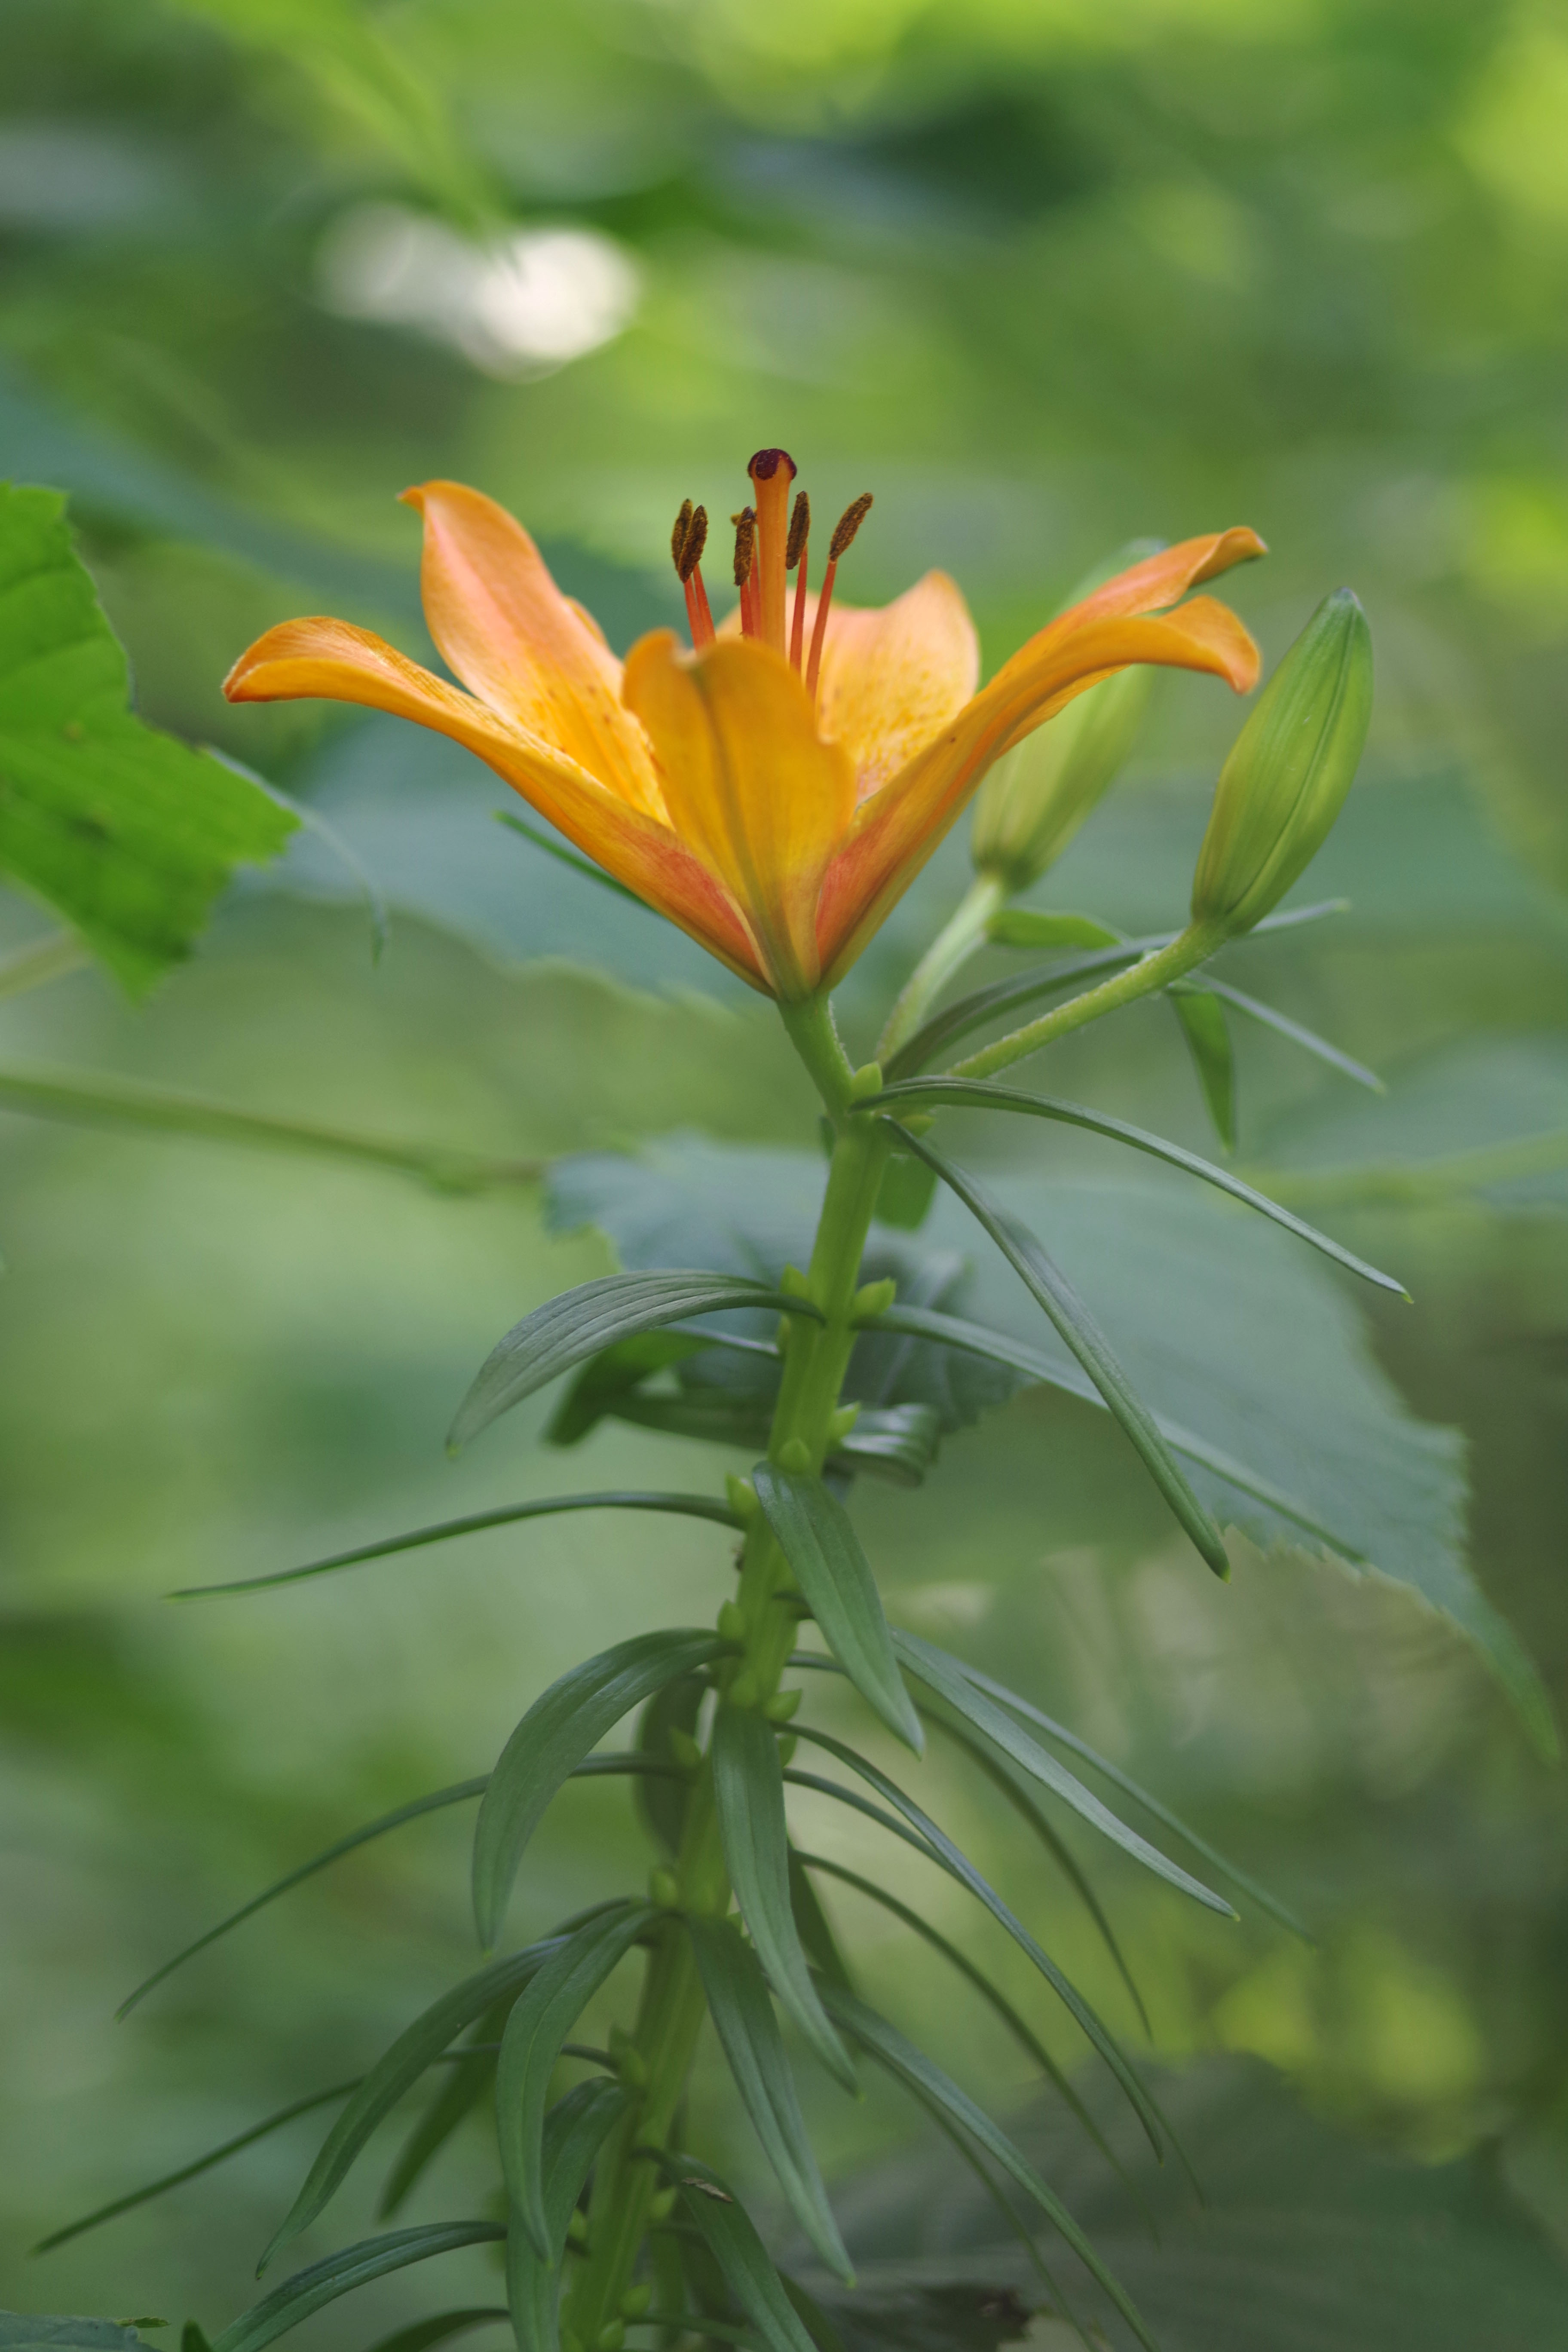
[505,2083,627,2352]
[0,487,295,992]
[210,2225,507,2352]
[750,1466,923,1755]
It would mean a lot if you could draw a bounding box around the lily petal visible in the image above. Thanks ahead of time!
[624,630,857,998]
[401,481,668,821]
[815,570,980,802]
[815,597,1260,986]
[224,617,765,986]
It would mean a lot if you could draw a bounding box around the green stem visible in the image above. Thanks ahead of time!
[561,1000,891,2352]
[947,919,1227,1082]
[875,873,1005,1067]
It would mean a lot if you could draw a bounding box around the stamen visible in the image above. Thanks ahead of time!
[747,447,796,654]
[671,498,694,574]
[807,491,873,699]
[679,504,714,648]
[787,490,810,674]
[732,506,758,638]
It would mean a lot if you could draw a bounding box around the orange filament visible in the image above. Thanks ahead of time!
[787,491,810,673]
[747,447,796,653]
[807,492,873,699]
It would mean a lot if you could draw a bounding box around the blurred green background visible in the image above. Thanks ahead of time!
[3,0,1568,2337]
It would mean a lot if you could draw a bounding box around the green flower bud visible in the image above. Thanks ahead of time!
[971,538,1164,893]
[1191,588,1371,938]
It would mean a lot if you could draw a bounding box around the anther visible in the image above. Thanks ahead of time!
[787,490,811,672]
[674,500,714,649]
[677,504,708,584]
[732,505,759,638]
[829,492,873,562]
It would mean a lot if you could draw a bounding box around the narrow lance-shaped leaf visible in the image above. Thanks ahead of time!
[710,1706,856,2093]
[787,1850,854,1995]
[173,1490,743,1601]
[870,1078,1405,1297]
[381,2001,509,2220]
[887,1126,1232,1578]
[473,1629,728,1948]
[358,2313,510,2352]
[1192,973,1384,1092]
[787,1725,1161,2154]
[894,1631,1232,1917]
[211,2223,505,2352]
[122,1761,680,2019]
[818,1985,1156,2352]
[497,1906,649,2260]
[750,1464,922,1753]
[853,1297,1354,1557]
[32,2081,361,2254]
[449,1274,822,1452]
[260,1944,563,2271]
[1170,987,1237,1151]
[793,1851,1130,2189]
[506,2079,628,2352]
[668,2154,820,2352]
[688,1916,854,2282]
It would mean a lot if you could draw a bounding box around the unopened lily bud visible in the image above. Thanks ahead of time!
[972,666,1154,892]
[1191,588,1371,937]
[971,538,1164,892]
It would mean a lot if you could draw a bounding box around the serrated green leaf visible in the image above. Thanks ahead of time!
[0,483,296,993]
[671,2156,819,2352]
[893,1632,1230,1916]
[260,1945,563,2270]
[688,1917,853,2283]
[172,1491,742,1600]
[818,1988,1154,2352]
[787,1726,1159,2156]
[473,1631,727,1948]
[213,2224,505,2352]
[871,1077,1404,1297]
[497,1913,646,2260]
[891,1128,1231,1577]
[1168,986,1236,1150]
[506,2081,628,2352]
[710,1707,855,2093]
[750,1467,921,1754]
[450,1275,821,1453]
[32,2081,361,2254]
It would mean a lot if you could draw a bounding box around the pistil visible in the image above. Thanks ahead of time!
[807,492,873,700]
[747,447,797,653]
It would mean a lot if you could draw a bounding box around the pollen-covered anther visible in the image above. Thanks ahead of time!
[677,504,708,585]
[785,492,810,572]
[731,508,756,585]
[670,498,694,576]
[829,493,873,562]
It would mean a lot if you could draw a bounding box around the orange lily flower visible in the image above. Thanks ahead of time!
[224,455,1264,998]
